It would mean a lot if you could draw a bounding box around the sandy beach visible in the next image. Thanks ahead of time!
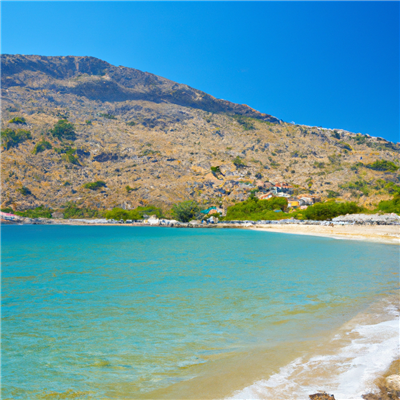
[251,224,400,245]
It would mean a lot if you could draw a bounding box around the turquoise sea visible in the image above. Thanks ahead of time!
[1,226,399,399]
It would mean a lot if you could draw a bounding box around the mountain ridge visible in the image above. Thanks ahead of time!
[1,54,281,123]
[1,54,399,214]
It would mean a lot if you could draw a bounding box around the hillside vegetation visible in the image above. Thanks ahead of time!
[1,54,399,215]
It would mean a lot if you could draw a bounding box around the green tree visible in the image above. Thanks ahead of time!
[51,120,76,141]
[304,201,363,221]
[61,202,104,219]
[105,208,142,221]
[136,205,163,218]
[172,200,201,222]
[377,195,400,214]
[14,205,52,219]
[224,197,288,221]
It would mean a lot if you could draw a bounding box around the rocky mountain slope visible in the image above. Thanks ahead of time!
[1,54,399,213]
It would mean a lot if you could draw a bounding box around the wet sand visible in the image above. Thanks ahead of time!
[251,224,400,245]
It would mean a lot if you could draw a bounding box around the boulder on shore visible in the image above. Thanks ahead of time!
[385,374,400,391]
[309,393,335,400]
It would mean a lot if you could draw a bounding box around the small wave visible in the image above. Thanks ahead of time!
[227,301,399,400]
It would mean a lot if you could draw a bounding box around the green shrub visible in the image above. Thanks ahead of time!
[339,141,353,151]
[328,154,341,165]
[172,200,202,222]
[84,181,106,190]
[99,113,116,120]
[105,208,142,221]
[61,148,80,165]
[367,160,399,172]
[211,166,222,177]
[352,134,367,145]
[377,195,400,214]
[141,149,161,156]
[351,162,364,171]
[331,131,341,140]
[62,202,104,219]
[327,190,340,198]
[54,146,72,154]
[340,180,370,196]
[9,117,26,124]
[19,186,32,196]
[32,140,52,154]
[383,182,400,195]
[224,197,288,221]
[85,120,92,125]
[304,201,363,221]
[14,205,52,219]
[233,156,246,168]
[233,115,255,131]
[127,121,136,126]
[51,120,76,141]
[1,128,32,149]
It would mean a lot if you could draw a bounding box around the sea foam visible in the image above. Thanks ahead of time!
[228,302,399,400]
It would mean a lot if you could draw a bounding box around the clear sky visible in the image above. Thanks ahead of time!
[2,1,399,142]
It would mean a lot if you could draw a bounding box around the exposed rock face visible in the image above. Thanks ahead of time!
[1,54,280,122]
[385,375,400,391]
[1,54,399,212]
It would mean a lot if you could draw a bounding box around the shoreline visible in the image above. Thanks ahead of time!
[250,224,400,245]
[4,219,399,245]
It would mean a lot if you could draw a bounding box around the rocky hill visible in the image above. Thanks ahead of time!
[1,54,399,213]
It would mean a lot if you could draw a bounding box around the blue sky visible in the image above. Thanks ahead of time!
[2,1,399,142]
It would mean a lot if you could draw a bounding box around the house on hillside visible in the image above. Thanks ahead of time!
[311,195,322,203]
[297,195,314,205]
[258,191,275,200]
[0,211,20,222]
[297,194,322,205]
[264,182,275,190]
[288,199,300,209]
[274,182,294,195]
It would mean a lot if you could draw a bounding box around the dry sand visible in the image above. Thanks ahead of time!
[251,224,400,245]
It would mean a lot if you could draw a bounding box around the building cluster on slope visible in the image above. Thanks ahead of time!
[256,181,321,210]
